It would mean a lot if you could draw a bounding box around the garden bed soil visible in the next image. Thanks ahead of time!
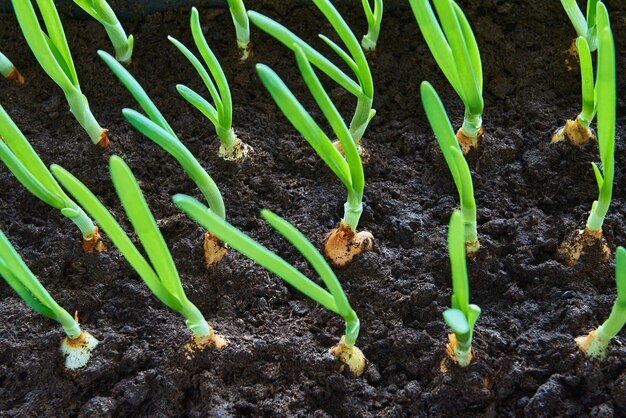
[1,0,626,416]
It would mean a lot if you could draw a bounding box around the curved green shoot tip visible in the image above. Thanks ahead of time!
[12,0,107,145]
[420,81,478,253]
[444,210,480,367]
[173,194,365,374]
[585,20,615,234]
[226,0,252,59]
[361,0,383,51]
[409,0,483,144]
[0,228,98,370]
[72,0,134,65]
[576,246,626,360]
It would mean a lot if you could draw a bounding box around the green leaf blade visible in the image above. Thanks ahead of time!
[122,109,226,220]
[12,0,74,92]
[255,63,352,189]
[261,209,352,318]
[98,50,175,136]
[420,82,463,191]
[408,0,460,96]
[312,0,374,98]
[248,10,361,97]
[168,35,225,120]
[51,164,183,311]
[448,210,469,314]
[292,46,363,196]
[189,8,232,126]
[173,195,340,314]
[443,308,470,335]
[176,85,220,126]
[108,156,183,299]
[560,0,588,38]
[0,230,60,319]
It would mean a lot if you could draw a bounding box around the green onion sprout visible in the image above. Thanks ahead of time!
[361,0,383,52]
[421,81,479,253]
[408,0,484,153]
[99,50,227,267]
[169,7,252,161]
[576,246,626,360]
[552,3,610,145]
[0,51,25,84]
[226,0,252,60]
[443,210,481,368]
[51,156,228,350]
[561,0,600,51]
[249,0,376,147]
[558,13,614,266]
[0,227,98,370]
[257,45,374,267]
[72,0,134,65]
[12,0,109,147]
[173,194,366,375]
[0,105,104,253]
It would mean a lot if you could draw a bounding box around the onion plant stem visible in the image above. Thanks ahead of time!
[587,197,612,232]
[100,17,132,64]
[180,301,211,338]
[343,189,364,231]
[65,206,98,239]
[65,89,104,144]
[343,309,360,347]
[195,170,226,220]
[349,96,374,144]
[595,302,626,345]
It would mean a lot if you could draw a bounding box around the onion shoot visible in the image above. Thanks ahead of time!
[249,0,375,147]
[552,4,610,145]
[257,46,373,267]
[0,228,98,370]
[558,15,615,266]
[443,210,481,367]
[12,0,109,147]
[169,7,252,162]
[561,0,601,52]
[99,50,227,267]
[576,246,626,360]
[361,0,383,52]
[52,156,228,349]
[72,0,134,65]
[226,0,252,60]
[174,195,366,376]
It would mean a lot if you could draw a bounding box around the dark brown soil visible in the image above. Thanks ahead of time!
[1,1,626,416]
